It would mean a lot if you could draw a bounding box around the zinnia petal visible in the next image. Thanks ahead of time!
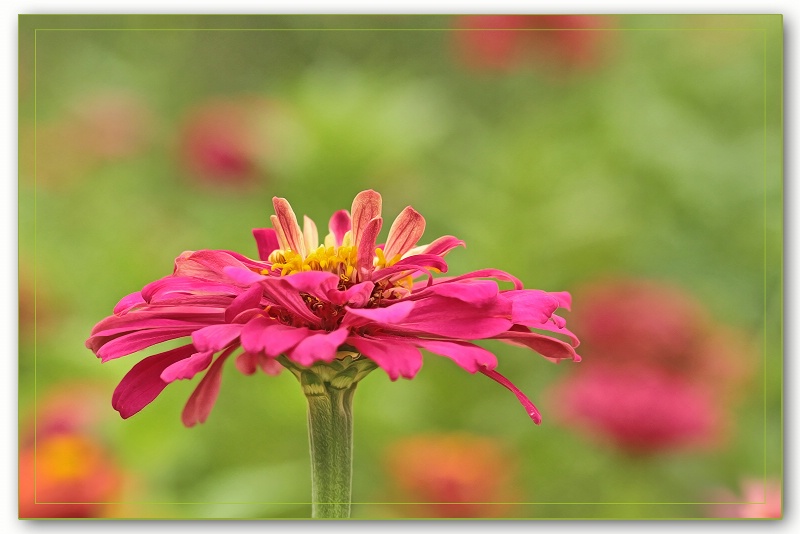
[479,367,542,424]
[351,189,382,248]
[328,209,352,246]
[272,197,306,256]
[240,316,312,357]
[347,335,423,380]
[384,206,426,260]
[413,338,498,373]
[160,351,213,383]
[252,228,280,261]
[286,327,350,367]
[181,349,234,427]
[111,344,196,419]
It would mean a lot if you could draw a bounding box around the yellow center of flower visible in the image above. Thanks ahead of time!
[266,245,403,284]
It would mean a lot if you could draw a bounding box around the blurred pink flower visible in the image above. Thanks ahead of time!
[453,15,614,74]
[384,433,519,518]
[177,96,274,186]
[708,479,782,519]
[87,190,579,427]
[547,279,753,454]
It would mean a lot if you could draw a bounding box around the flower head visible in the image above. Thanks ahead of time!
[87,190,579,426]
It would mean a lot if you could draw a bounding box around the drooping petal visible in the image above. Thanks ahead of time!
[161,351,213,382]
[356,217,383,280]
[328,209,352,247]
[303,215,319,252]
[272,197,306,256]
[235,352,259,375]
[286,327,350,367]
[550,291,572,311]
[493,327,581,363]
[480,367,542,424]
[191,323,244,353]
[252,228,280,261]
[259,356,283,375]
[413,339,498,373]
[384,206,426,260]
[503,290,560,325]
[181,349,234,427]
[420,235,466,257]
[347,335,423,381]
[351,189,382,248]
[240,316,312,357]
[111,344,196,419]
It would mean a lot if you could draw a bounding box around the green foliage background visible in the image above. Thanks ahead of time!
[18,14,782,519]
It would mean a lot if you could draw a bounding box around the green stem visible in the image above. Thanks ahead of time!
[302,370,355,519]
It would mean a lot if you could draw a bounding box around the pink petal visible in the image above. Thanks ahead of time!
[420,235,465,257]
[384,206,426,260]
[259,356,283,376]
[342,300,416,326]
[503,289,560,325]
[351,190,382,248]
[224,283,264,323]
[370,254,449,283]
[90,307,224,338]
[356,217,383,280]
[413,339,498,373]
[272,197,306,256]
[111,344,196,419]
[173,250,252,282]
[142,276,240,303]
[113,291,145,314]
[479,367,542,424]
[181,349,234,427]
[493,327,581,363]
[235,352,259,375]
[287,327,350,367]
[411,279,499,305]
[426,268,524,290]
[161,351,213,382]
[328,209,352,246]
[550,291,572,311]
[191,323,244,352]
[326,281,375,307]
[346,335,423,380]
[276,270,340,299]
[96,327,200,362]
[240,316,312,357]
[252,228,280,261]
[222,265,269,285]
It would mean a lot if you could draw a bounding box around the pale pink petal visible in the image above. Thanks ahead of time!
[356,217,383,279]
[113,292,145,314]
[328,209,352,246]
[351,189,382,248]
[421,235,466,257]
[240,316,312,357]
[272,197,306,256]
[287,327,350,366]
[413,339,498,373]
[160,351,213,382]
[191,323,244,352]
[384,206,426,260]
[96,327,200,362]
[111,344,196,418]
[252,228,280,261]
[181,350,234,427]
[493,327,581,362]
[480,367,542,424]
[347,335,423,380]
[224,283,264,323]
[270,214,289,251]
[303,215,319,251]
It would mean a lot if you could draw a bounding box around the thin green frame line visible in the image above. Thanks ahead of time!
[27,21,780,512]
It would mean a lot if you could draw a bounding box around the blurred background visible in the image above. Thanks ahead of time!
[18,14,782,519]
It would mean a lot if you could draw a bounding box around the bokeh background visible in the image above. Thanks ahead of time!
[18,14,782,519]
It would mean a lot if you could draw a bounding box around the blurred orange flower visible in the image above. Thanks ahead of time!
[384,433,520,518]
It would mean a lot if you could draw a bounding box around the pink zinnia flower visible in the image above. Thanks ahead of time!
[87,190,579,426]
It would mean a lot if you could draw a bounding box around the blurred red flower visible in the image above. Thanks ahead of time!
[547,279,753,454]
[453,15,614,74]
[384,433,520,518]
[177,96,275,187]
[708,479,782,519]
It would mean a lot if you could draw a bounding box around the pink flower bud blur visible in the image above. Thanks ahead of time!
[547,279,754,455]
[707,479,782,519]
[453,15,615,75]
